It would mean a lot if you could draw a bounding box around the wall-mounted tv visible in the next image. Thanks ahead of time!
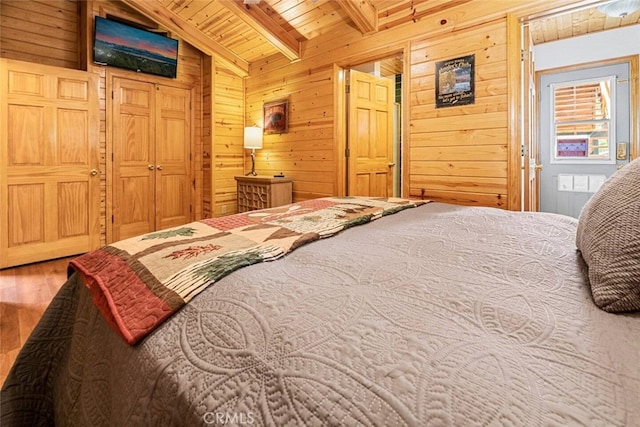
[93,16,178,79]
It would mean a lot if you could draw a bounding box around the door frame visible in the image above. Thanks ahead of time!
[106,70,196,243]
[507,14,639,211]
[334,44,409,197]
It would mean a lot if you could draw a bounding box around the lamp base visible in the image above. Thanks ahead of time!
[246,149,258,176]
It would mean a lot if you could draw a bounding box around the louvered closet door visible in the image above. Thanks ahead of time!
[0,59,100,268]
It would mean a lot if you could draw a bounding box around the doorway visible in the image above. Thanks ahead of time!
[346,55,403,197]
[538,61,631,218]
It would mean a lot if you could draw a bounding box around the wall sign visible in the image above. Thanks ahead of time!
[435,54,475,108]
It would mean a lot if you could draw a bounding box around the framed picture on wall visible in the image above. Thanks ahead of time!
[263,99,288,134]
[435,54,475,108]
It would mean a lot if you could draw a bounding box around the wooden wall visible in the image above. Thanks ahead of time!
[203,59,245,218]
[0,0,80,69]
[1,0,581,223]
[1,0,205,244]
[409,21,509,207]
[243,0,562,209]
[245,62,338,201]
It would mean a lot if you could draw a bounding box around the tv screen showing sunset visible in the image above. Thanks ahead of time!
[93,16,178,78]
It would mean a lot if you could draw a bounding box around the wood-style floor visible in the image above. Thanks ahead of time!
[0,257,71,386]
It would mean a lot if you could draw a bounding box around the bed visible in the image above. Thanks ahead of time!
[2,163,640,426]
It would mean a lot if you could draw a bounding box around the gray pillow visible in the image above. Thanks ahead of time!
[576,158,640,312]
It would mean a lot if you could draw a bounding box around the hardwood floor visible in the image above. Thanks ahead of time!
[0,257,71,386]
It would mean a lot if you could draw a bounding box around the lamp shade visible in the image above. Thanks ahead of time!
[597,0,640,17]
[244,126,263,149]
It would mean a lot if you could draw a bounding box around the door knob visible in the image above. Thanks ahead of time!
[534,164,543,171]
[148,164,155,170]
[156,165,163,171]
[387,163,396,167]
[90,169,99,176]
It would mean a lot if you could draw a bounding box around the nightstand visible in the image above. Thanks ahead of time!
[235,175,293,212]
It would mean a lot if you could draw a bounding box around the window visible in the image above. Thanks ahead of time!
[550,76,615,164]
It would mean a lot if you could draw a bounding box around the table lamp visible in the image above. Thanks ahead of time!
[244,126,263,176]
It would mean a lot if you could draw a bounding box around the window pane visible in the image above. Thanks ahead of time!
[555,122,610,159]
[554,81,610,122]
[551,77,613,163]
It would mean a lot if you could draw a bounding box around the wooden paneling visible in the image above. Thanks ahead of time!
[409,20,509,206]
[530,7,640,45]
[246,63,337,202]
[209,61,245,217]
[246,9,513,207]
[0,0,80,69]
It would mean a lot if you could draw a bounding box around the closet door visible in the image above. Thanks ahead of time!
[155,85,192,230]
[112,77,156,241]
[0,59,100,268]
[110,77,192,242]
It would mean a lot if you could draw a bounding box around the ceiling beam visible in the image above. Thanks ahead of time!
[121,0,249,77]
[335,0,378,34]
[225,0,302,62]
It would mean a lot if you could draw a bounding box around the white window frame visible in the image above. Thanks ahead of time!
[549,76,616,165]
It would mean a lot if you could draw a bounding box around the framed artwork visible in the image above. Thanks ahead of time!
[435,54,475,108]
[263,99,289,134]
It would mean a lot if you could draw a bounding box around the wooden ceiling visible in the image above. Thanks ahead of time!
[120,0,640,76]
[529,2,640,44]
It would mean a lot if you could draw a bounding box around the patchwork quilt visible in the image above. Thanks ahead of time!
[69,196,427,344]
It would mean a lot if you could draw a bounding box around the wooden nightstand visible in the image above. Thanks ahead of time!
[235,175,293,212]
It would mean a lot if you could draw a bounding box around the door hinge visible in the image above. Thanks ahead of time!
[111,214,114,223]
[520,49,527,62]
[190,205,193,213]
[111,91,114,99]
[111,152,114,161]
[345,84,350,94]
[345,147,350,158]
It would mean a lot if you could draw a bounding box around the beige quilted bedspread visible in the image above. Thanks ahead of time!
[2,202,640,426]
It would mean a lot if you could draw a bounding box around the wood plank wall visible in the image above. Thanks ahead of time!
[409,21,509,207]
[0,0,80,69]
[244,0,567,209]
[203,59,245,218]
[245,62,338,201]
[1,0,204,244]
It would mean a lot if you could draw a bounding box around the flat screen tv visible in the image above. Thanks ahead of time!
[93,16,178,79]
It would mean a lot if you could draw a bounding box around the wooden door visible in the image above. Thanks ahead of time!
[111,77,156,241]
[347,70,394,197]
[111,77,192,242]
[0,59,100,268]
[155,85,192,230]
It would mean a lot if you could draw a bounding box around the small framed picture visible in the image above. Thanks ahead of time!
[263,99,288,134]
